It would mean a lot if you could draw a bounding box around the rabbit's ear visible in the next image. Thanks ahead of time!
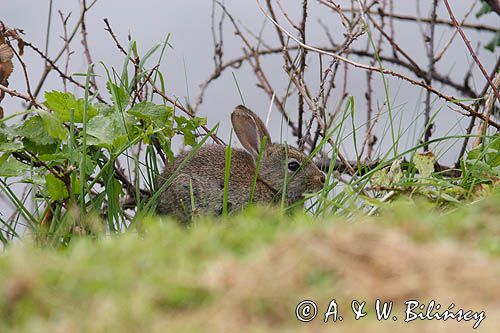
[231,105,271,158]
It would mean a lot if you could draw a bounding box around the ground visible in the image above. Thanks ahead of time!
[0,191,499,332]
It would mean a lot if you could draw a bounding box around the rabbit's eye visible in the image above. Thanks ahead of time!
[288,160,300,172]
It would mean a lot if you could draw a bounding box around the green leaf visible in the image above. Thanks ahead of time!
[194,117,207,127]
[175,116,207,147]
[489,135,500,151]
[467,147,482,160]
[17,115,59,155]
[40,147,97,175]
[44,91,98,122]
[86,115,128,149]
[371,169,389,187]
[485,31,500,52]
[413,152,435,178]
[37,111,68,141]
[183,131,196,147]
[106,82,129,111]
[387,158,403,184]
[0,154,29,177]
[18,116,58,146]
[129,101,172,126]
[45,173,67,200]
[45,173,80,201]
[38,152,71,162]
[467,159,494,180]
[81,156,100,175]
[86,115,118,148]
[22,140,58,155]
[483,148,500,168]
[0,129,23,152]
[372,159,404,187]
[466,136,500,169]
[476,0,492,18]
[94,102,115,116]
[0,141,23,153]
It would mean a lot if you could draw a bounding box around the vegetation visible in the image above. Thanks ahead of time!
[0,192,499,332]
[0,40,498,244]
[0,1,498,245]
[0,1,498,331]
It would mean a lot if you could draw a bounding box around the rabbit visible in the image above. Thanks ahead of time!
[156,105,325,222]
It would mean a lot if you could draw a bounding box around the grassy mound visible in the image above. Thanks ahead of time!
[1,191,500,332]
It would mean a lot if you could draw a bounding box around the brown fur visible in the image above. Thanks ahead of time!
[156,106,325,222]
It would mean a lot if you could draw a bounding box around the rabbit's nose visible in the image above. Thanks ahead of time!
[317,173,326,185]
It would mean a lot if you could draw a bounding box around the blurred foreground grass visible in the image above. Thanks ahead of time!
[1,190,500,333]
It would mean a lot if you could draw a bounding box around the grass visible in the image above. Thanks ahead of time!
[1,32,499,245]
[0,2,498,330]
[0,35,498,333]
[0,189,499,332]
[0,6,498,332]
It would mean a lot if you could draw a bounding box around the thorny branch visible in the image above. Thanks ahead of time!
[443,0,500,104]
[192,0,498,179]
[255,0,500,129]
[102,18,223,145]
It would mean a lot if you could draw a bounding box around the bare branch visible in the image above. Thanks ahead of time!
[443,0,500,104]
[256,0,500,129]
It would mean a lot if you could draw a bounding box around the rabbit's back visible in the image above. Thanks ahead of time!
[156,144,274,220]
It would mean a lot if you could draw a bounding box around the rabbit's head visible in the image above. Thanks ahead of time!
[231,105,325,204]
